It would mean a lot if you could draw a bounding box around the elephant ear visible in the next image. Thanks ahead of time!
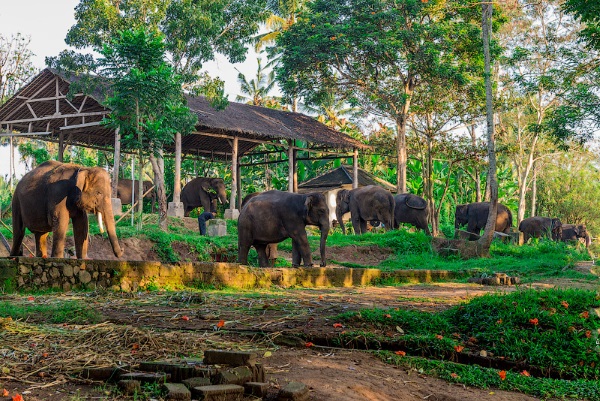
[405,195,426,210]
[304,195,315,220]
[337,189,350,204]
[200,180,212,192]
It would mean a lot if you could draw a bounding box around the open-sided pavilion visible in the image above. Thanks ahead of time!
[0,68,368,215]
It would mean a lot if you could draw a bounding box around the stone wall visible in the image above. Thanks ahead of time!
[0,257,473,292]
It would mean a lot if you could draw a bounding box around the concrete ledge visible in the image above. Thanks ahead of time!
[0,257,473,292]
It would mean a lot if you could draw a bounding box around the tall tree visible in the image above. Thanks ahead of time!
[100,29,197,230]
[235,57,276,106]
[276,0,483,193]
[0,32,36,189]
[499,0,595,223]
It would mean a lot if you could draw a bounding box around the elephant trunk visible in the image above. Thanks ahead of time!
[319,222,329,267]
[218,189,228,205]
[336,207,346,235]
[101,199,123,258]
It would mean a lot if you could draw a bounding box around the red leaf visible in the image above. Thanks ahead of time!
[181,315,190,321]
[450,373,459,378]
[498,370,506,380]
[305,342,314,347]
[216,320,225,328]
[2,389,9,397]
[454,345,464,353]
[580,311,589,319]
[12,394,23,401]
[395,350,406,356]
[333,323,343,328]
[529,318,539,326]
[27,297,34,301]
[521,370,530,377]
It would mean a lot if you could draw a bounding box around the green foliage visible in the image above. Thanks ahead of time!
[0,300,103,324]
[341,289,600,380]
[380,353,600,400]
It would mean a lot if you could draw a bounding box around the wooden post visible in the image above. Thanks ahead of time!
[58,131,64,162]
[353,147,359,189]
[230,136,239,208]
[288,139,294,193]
[112,128,121,197]
[173,132,182,203]
[236,159,242,210]
[293,148,298,192]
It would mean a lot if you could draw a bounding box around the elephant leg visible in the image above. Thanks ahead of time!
[359,218,368,235]
[255,244,269,267]
[51,213,70,258]
[72,212,89,259]
[35,232,49,258]
[350,215,361,235]
[291,240,301,267]
[10,224,25,257]
[293,234,313,267]
[237,240,251,265]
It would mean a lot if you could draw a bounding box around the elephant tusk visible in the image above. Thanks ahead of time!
[97,212,105,233]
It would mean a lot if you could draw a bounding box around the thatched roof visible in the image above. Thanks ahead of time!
[297,165,396,194]
[0,69,367,159]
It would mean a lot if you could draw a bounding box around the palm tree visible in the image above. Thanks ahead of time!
[235,58,277,106]
[302,91,358,131]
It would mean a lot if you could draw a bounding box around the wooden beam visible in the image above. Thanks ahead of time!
[0,131,51,137]
[173,132,182,203]
[112,128,121,197]
[0,111,109,125]
[353,147,359,189]
[288,139,294,193]
[58,131,65,162]
[59,121,102,130]
[293,148,298,192]
[230,136,239,208]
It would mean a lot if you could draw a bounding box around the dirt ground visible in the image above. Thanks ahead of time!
[2,232,599,400]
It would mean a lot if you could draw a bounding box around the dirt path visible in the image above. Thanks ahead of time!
[0,283,564,401]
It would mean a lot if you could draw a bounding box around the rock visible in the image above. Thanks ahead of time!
[203,350,257,367]
[212,366,253,386]
[118,380,141,395]
[244,382,269,398]
[163,383,191,400]
[191,384,244,401]
[79,270,92,284]
[278,381,309,401]
[182,377,211,389]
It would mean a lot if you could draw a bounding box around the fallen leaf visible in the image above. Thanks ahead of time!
[394,350,406,356]
[305,342,314,347]
[498,370,506,380]
[181,315,190,321]
[2,367,10,374]
[450,373,459,378]
[263,351,272,358]
[396,326,404,334]
[580,311,589,319]
[333,323,343,328]
[42,353,49,358]
[435,335,443,340]
[12,394,23,401]
[521,370,530,377]
[132,343,139,350]
[454,345,464,353]
[561,300,569,309]
[384,314,392,319]
[217,320,225,328]
[2,389,8,397]
[27,297,34,301]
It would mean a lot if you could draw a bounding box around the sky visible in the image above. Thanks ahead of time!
[0,0,264,180]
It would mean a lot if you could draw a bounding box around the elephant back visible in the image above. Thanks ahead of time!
[403,194,427,210]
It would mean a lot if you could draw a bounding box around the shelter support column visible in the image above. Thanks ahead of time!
[353,147,359,189]
[111,128,122,216]
[58,131,65,162]
[236,160,242,212]
[293,149,298,192]
[288,140,295,193]
[168,132,185,218]
[225,136,240,220]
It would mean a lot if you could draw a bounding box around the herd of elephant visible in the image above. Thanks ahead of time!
[8,161,591,267]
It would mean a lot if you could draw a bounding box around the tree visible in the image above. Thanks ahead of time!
[0,32,36,189]
[276,0,484,193]
[499,0,595,224]
[235,57,276,106]
[100,29,197,230]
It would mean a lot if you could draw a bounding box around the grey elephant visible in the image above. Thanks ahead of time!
[116,179,155,206]
[11,161,123,259]
[241,192,279,266]
[561,223,591,247]
[180,177,228,216]
[336,185,395,235]
[518,216,562,242]
[394,194,431,235]
[238,190,330,267]
[454,202,513,240]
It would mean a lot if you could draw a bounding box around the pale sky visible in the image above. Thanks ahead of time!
[0,0,264,180]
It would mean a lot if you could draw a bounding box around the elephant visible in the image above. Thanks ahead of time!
[241,192,279,266]
[454,202,513,240]
[116,179,155,206]
[10,160,123,259]
[238,190,330,267]
[180,177,228,216]
[335,185,395,235]
[393,194,431,235]
[561,223,591,247]
[518,216,562,242]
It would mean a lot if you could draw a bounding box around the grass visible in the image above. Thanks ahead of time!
[379,352,600,400]
[336,288,600,380]
[0,298,104,324]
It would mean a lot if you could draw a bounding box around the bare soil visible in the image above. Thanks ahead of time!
[2,234,598,401]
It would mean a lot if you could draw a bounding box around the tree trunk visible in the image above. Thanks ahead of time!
[149,151,168,231]
[470,124,482,202]
[531,163,537,217]
[426,132,437,236]
[477,2,498,257]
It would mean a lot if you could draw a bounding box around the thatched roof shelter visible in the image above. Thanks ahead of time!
[298,165,396,194]
[0,68,368,212]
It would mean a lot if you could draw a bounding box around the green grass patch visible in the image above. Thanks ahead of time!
[0,299,104,324]
[378,352,600,400]
[337,288,600,380]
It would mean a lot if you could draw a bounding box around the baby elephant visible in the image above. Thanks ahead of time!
[561,224,591,247]
[518,216,562,242]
